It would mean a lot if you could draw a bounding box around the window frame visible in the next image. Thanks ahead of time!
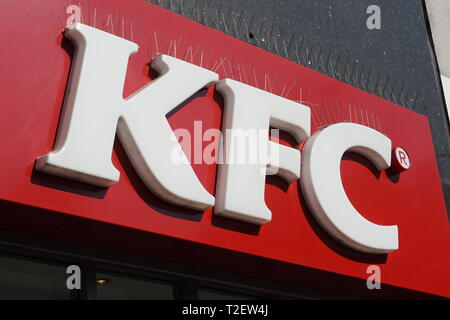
[0,229,340,300]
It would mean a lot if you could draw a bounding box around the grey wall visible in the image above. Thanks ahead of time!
[146,0,450,216]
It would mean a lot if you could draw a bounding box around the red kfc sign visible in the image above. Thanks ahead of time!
[0,0,448,297]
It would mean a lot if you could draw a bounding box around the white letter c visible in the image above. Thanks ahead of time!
[300,123,398,254]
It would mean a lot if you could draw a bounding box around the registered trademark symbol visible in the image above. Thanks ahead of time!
[392,146,411,172]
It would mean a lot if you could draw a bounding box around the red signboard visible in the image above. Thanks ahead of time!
[0,0,448,297]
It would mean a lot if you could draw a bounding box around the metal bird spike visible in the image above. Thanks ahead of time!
[145,0,426,114]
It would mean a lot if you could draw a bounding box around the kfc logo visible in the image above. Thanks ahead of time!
[36,23,399,254]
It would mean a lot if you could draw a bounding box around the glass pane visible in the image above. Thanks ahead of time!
[198,288,256,300]
[0,255,70,300]
[96,271,174,300]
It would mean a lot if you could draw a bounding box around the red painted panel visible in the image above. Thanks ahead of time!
[0,0,448,297]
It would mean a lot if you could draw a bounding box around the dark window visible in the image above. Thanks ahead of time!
[96,271,175,300]
[0,255,70,300]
